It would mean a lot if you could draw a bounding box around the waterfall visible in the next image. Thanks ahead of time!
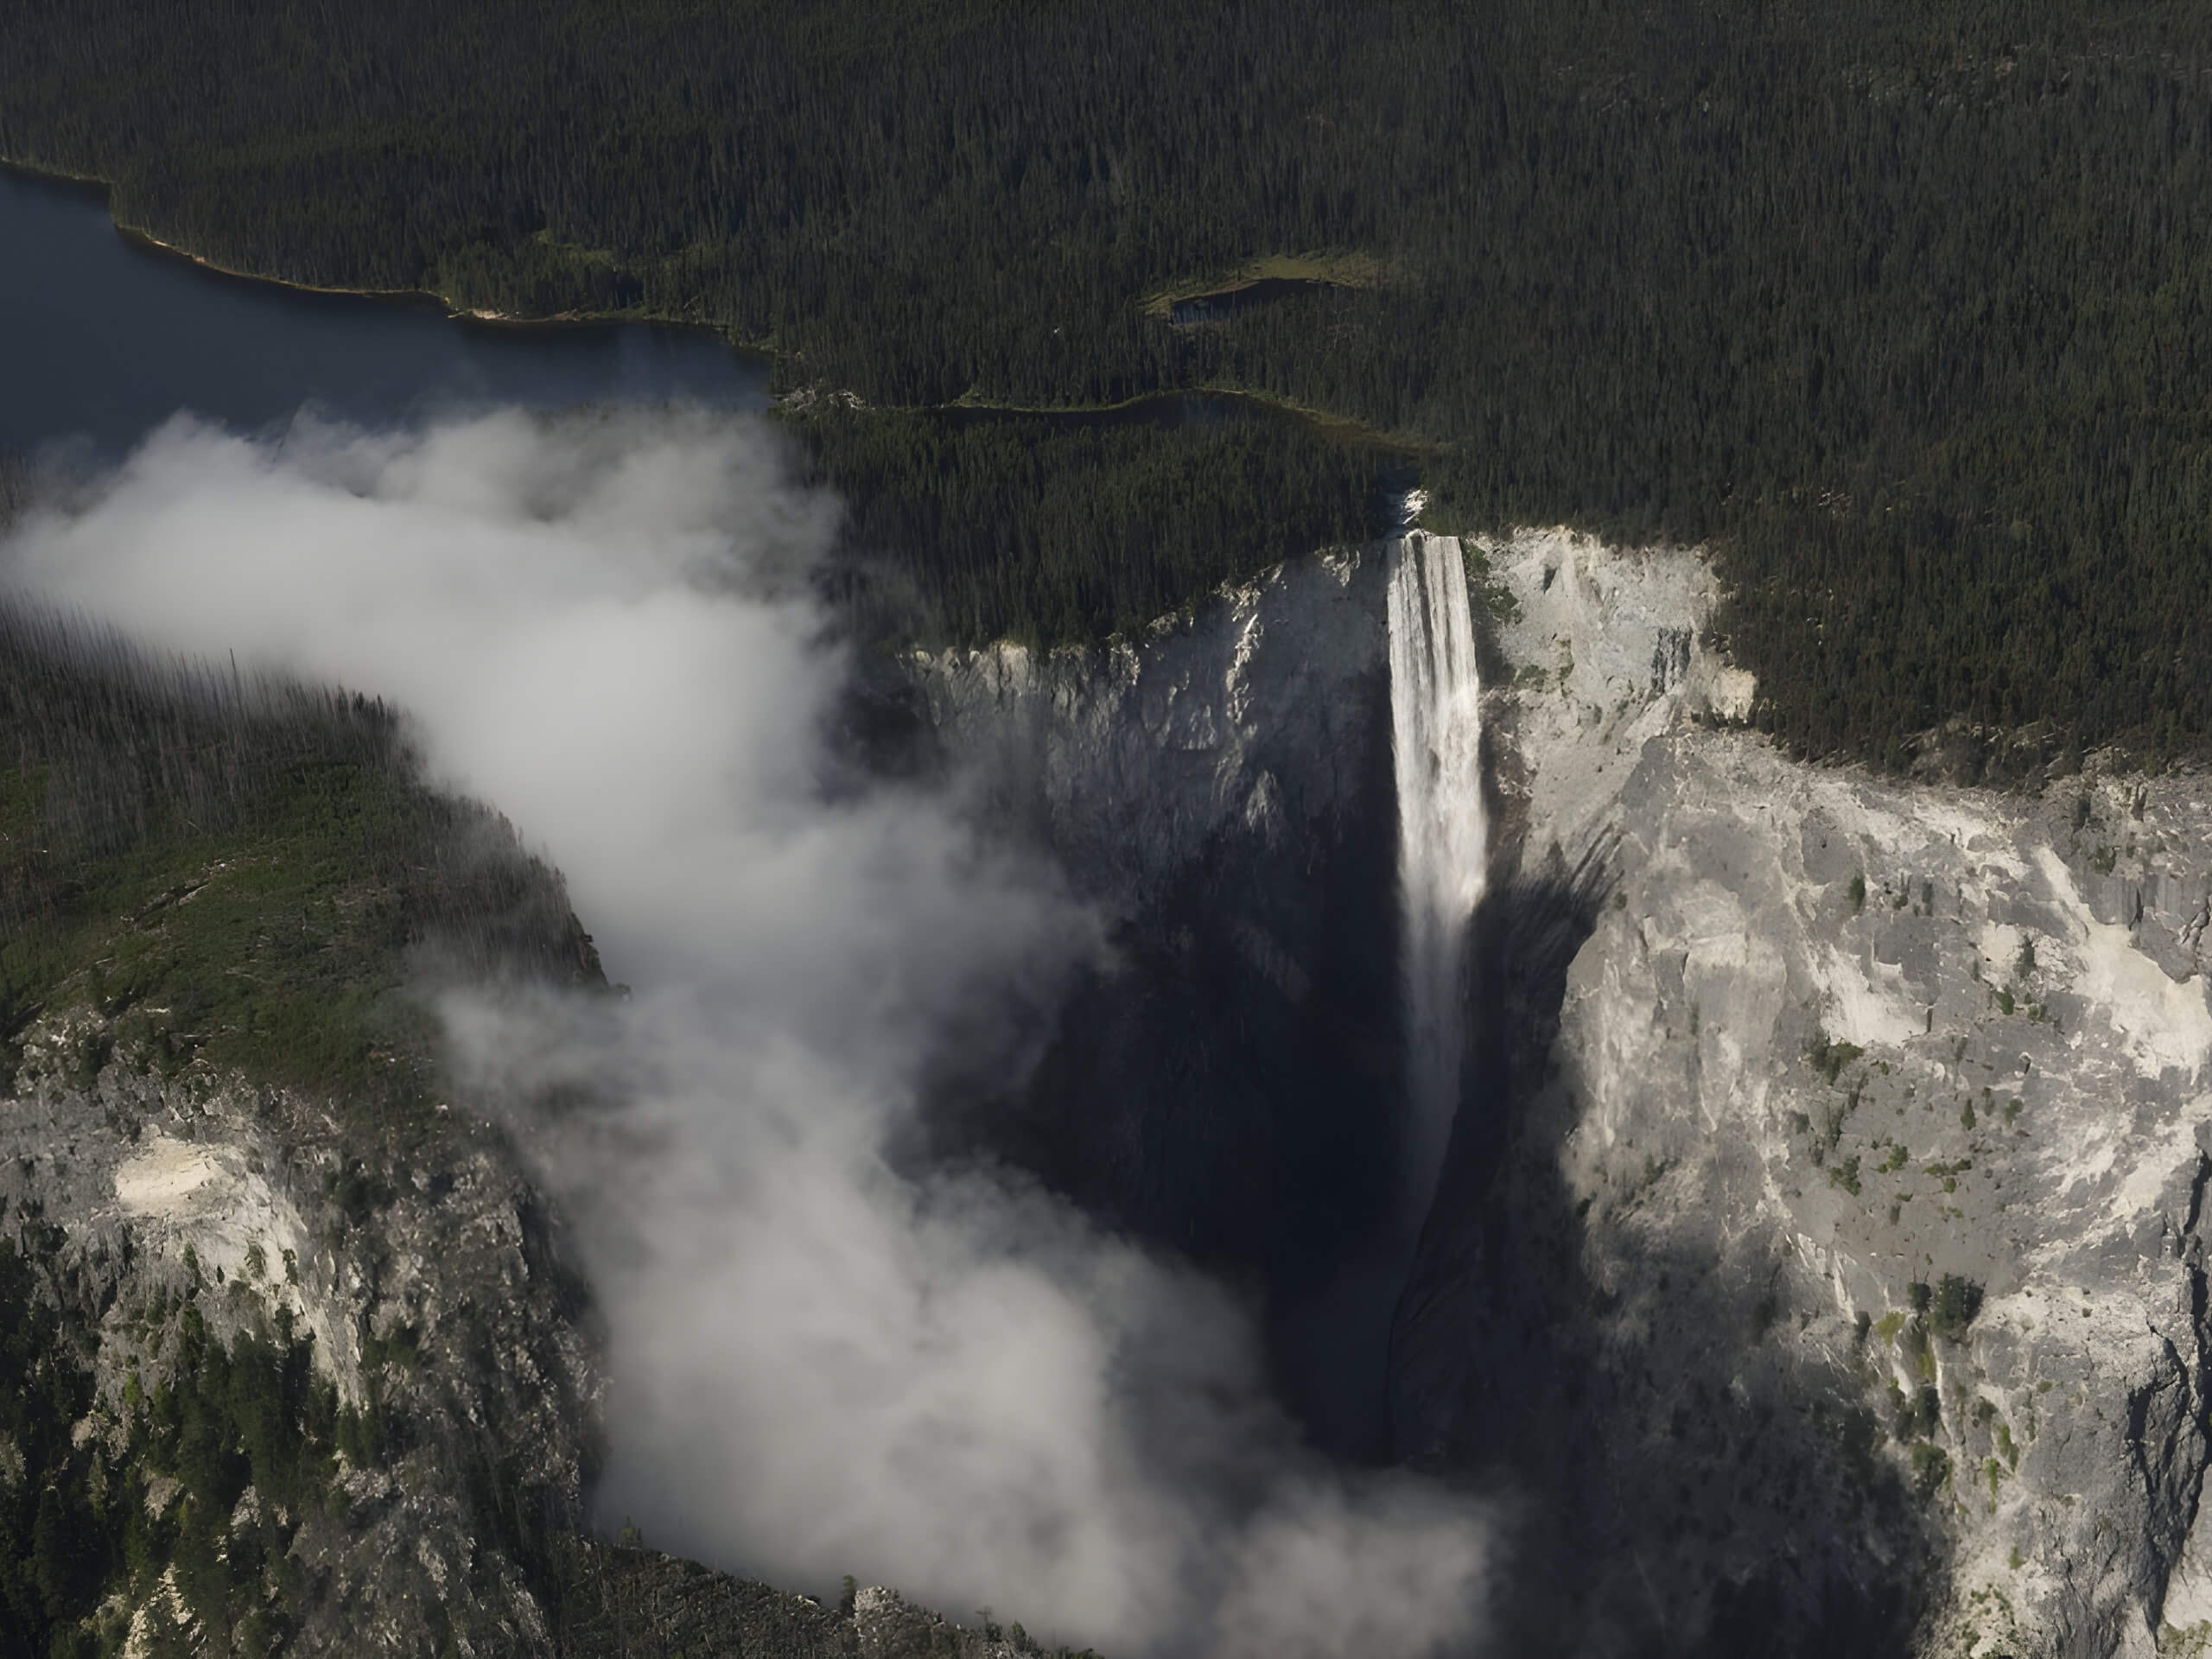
[1387,531,1487,1219]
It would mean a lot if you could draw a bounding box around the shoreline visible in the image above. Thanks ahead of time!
[848,385,1440,454]
[0,153,772,359]
[0,153,1421,451]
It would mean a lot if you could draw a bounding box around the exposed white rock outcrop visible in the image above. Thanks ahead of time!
[1424,525,2212,1658]
[111,1129,367,1401]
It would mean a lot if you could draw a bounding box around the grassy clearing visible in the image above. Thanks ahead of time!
[1139,251,1394,318]
[2,762,445,1117]
[0,600,595,1128]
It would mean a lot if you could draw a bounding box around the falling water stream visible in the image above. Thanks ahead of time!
[1387,531,1488,1223]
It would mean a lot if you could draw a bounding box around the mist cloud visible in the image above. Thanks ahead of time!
[3,408,1492,1656]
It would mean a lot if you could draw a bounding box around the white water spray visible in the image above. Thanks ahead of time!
[1387,531,1488,1219]
[5,417,1500,1656]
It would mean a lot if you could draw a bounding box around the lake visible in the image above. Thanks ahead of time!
[0,165,770,460]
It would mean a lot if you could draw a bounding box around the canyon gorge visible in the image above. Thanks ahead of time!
[7,497,2211,1656]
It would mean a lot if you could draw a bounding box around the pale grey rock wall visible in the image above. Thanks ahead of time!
[913,543,1391,902]
[2,1009,1047,1656]
[17,521,2187,1654]
[916,520,2212,1657]
[0,1010,600,1654]
[1396,526,2212,1658]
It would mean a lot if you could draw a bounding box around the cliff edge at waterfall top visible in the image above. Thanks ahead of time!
[9,6,2212,1657]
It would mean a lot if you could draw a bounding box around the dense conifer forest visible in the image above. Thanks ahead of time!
[5,1,2212,765]
[798,402,1395,646]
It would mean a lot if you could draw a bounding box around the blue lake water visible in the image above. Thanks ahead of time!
[0,165,770,459]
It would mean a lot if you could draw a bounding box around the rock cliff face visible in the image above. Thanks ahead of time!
[1402,529,2212,1659]
[915,550,1412,1454]
[918,527,2212,1658]
[0,1012,1075,1657]
[917,549,1391,905]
